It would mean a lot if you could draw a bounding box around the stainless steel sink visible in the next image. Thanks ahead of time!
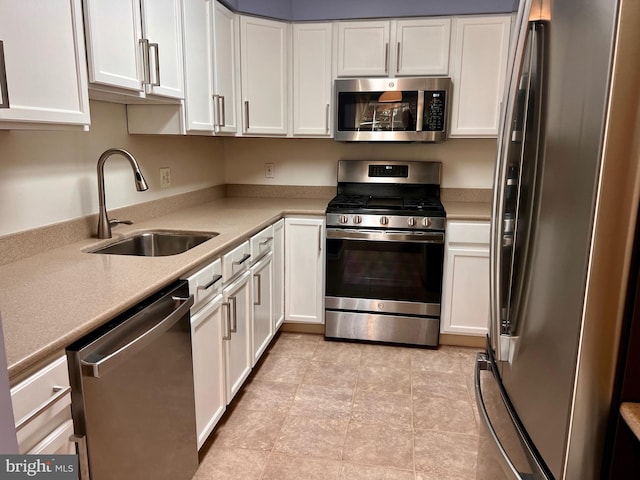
[89,230,218,257]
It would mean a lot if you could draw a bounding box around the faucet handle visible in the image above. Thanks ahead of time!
[109,219,133,227]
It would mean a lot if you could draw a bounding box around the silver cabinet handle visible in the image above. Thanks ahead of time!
[15,385,71,432]
[325,104,330,133]
[139,38,151,85]
[219,95,226,127]
[244,100,250,132]
[233,253,251,266]
[149,42,160,86]
[0,40,9,108]
[81,295,194,378]
[254,273,262,306]
[198,274,222,291]
[384,42,389,74]
[222,301,232,340]
[229,296,238,333]
[212,94,220,129]
[396,42,401,73]
[318,225,323,253]
[259,236,274,246]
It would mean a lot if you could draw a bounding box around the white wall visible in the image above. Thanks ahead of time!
[0,101,225,236]
[223,136,497,188]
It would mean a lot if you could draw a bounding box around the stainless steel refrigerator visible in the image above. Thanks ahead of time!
[475,0,640,479]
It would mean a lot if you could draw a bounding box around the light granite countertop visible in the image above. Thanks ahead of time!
[0,197,327,382]
[1,195,492,382]
[620,402,640,441]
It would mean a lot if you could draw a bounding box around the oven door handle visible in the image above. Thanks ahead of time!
[326,228,444,244]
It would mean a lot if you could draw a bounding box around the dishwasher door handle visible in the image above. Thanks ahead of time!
[81,295,194,378]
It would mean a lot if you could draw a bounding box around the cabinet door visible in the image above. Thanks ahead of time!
[440,221,490,336]
[223,271,252,402]
[273,219,285,330]
[182,0,214,133]
[293,23,333,137]
[0,0,90,128]
[449,15,511,137]
[212,1,239,134]
[191,294,226,449]
[395,18,451,76]
[336,21,390,77]
[83,0,143,92]
[240,16,288,135]
[140,0,184,99]
[285,217,325,324]
[251,254,273,365]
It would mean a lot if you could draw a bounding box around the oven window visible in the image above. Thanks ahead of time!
[326,238,443,304]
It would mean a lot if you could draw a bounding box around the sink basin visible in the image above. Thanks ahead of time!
[90,230,218,257]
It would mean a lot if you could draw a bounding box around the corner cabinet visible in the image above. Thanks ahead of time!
[292,23,333,137]
[335,18,450,78]
[0,0,90,130]
[440,221,490,336]
[239,16,289,135]
[448,15,511,137]
[284,217,325,324]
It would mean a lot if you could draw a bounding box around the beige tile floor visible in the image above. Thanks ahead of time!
[194,332,482,480]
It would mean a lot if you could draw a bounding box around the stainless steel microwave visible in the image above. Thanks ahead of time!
[334,77,451,142]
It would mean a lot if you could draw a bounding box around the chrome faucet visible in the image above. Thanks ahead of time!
[96,148,149,239]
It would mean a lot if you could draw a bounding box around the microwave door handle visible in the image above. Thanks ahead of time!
[416,91,425,132]
[490,5,532,363]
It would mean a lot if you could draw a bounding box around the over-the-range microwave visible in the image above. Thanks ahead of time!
[334,76,451,142]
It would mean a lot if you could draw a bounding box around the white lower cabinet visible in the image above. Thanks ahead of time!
[190,294,225,450]
[10,356,74,454]
[251,252,274,365]
[222,270,252,402]
[440,220,490,336]
[284,217,325,324]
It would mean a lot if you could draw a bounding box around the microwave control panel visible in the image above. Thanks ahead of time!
[423,91,446,132]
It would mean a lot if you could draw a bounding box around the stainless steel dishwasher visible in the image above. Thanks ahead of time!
[66,280,198,480]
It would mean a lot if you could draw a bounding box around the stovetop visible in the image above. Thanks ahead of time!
[327,194,445,216]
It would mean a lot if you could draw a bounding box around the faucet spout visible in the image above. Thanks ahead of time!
[97,148,149,239]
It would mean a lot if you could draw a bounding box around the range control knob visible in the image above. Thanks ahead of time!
[353,215,363,224]
[422,217,432,228]
[407,217,416,227]
[339,215,349,224]
[380,216,390,226]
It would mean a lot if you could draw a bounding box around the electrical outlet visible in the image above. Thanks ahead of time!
[160,167,171,188]
[265,163,274,178]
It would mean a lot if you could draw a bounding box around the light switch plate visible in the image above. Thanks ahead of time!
[265,163,274,178]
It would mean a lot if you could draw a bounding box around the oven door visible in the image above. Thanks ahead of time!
[325,228,444,345]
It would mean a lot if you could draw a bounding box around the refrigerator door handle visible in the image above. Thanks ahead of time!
[490,1,533,362]
[475,354,522,479]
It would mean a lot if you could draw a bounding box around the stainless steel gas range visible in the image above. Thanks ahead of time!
[324,160,446,347]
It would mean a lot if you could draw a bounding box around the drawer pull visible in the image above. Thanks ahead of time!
[233,253,251,266]
[259,237,274,246]
[198,274,222,290]
[15,385,71,432]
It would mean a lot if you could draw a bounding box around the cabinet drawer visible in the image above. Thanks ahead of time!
[184,258,223,312]
[10,356,72,454]
[250,225,274,262]
[222,241,251,282]
[447,221,490,245]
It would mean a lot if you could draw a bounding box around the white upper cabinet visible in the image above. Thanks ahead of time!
[448,15,511,137]
[292,23,333,137]
[240,16,289,135]
[0,0,90,129]
[395,18,451,76]
[212,2,240,134]
[336,18,450,78]
[83,0,184,102]
[182,0,215,132]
